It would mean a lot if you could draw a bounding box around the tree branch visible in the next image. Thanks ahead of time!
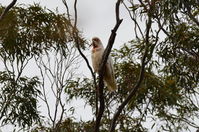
[122,1,144,39]
[72,0,97,92]
[72,0,97,89]
[0,0,17,21]
[109,0,154,131]
[109,41,148,132]
[95,0,123,132]
[71,0,99,119]
[62,0,71,21]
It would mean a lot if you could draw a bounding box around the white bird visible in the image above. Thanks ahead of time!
[91,37,117,91]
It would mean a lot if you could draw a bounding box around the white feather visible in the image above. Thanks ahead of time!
[91,37,117,91]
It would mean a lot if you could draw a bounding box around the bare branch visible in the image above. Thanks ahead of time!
[34,57,54,123]
[72,0,97,92]
[122,1,144,39]
[62,0,71,21]
[95,0,123,131]
[0,0,17,21]
[72,0,98,116]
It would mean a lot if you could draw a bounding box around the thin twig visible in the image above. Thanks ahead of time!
[0,0,17,21]
[34,56,54,123]
[72,0,97,93]
[72,0,98,120]
[122,1,144,39]
[62,0,71,21]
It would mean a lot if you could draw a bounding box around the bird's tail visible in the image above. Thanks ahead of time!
[104,75,117,92]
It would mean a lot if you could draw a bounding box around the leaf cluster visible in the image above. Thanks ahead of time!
[0,71,41,128]
[0,4,85,59]
[64,38,199,131]
[0,4,86,129]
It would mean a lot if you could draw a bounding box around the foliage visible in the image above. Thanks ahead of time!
[0,4,85,58]
[64,38,199,131]
[156,23,199,90]
[0,4,84,129]
[0,72,41,128]
[31,118,96,132]
[62,0,199,131]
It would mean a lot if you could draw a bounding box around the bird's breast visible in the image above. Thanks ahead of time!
[91,48,104,73]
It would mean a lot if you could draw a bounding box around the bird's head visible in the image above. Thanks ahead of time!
[91,37,103,49]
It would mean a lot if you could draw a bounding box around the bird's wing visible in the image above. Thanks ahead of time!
[107,56,115,78]
[104,56,117,91]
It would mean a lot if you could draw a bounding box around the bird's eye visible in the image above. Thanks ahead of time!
[93,38,99,42]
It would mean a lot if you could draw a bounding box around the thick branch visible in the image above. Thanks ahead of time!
[0,0,17,21]
[95,0,123,132]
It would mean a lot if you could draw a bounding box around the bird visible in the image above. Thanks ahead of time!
[91,37,117,91]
